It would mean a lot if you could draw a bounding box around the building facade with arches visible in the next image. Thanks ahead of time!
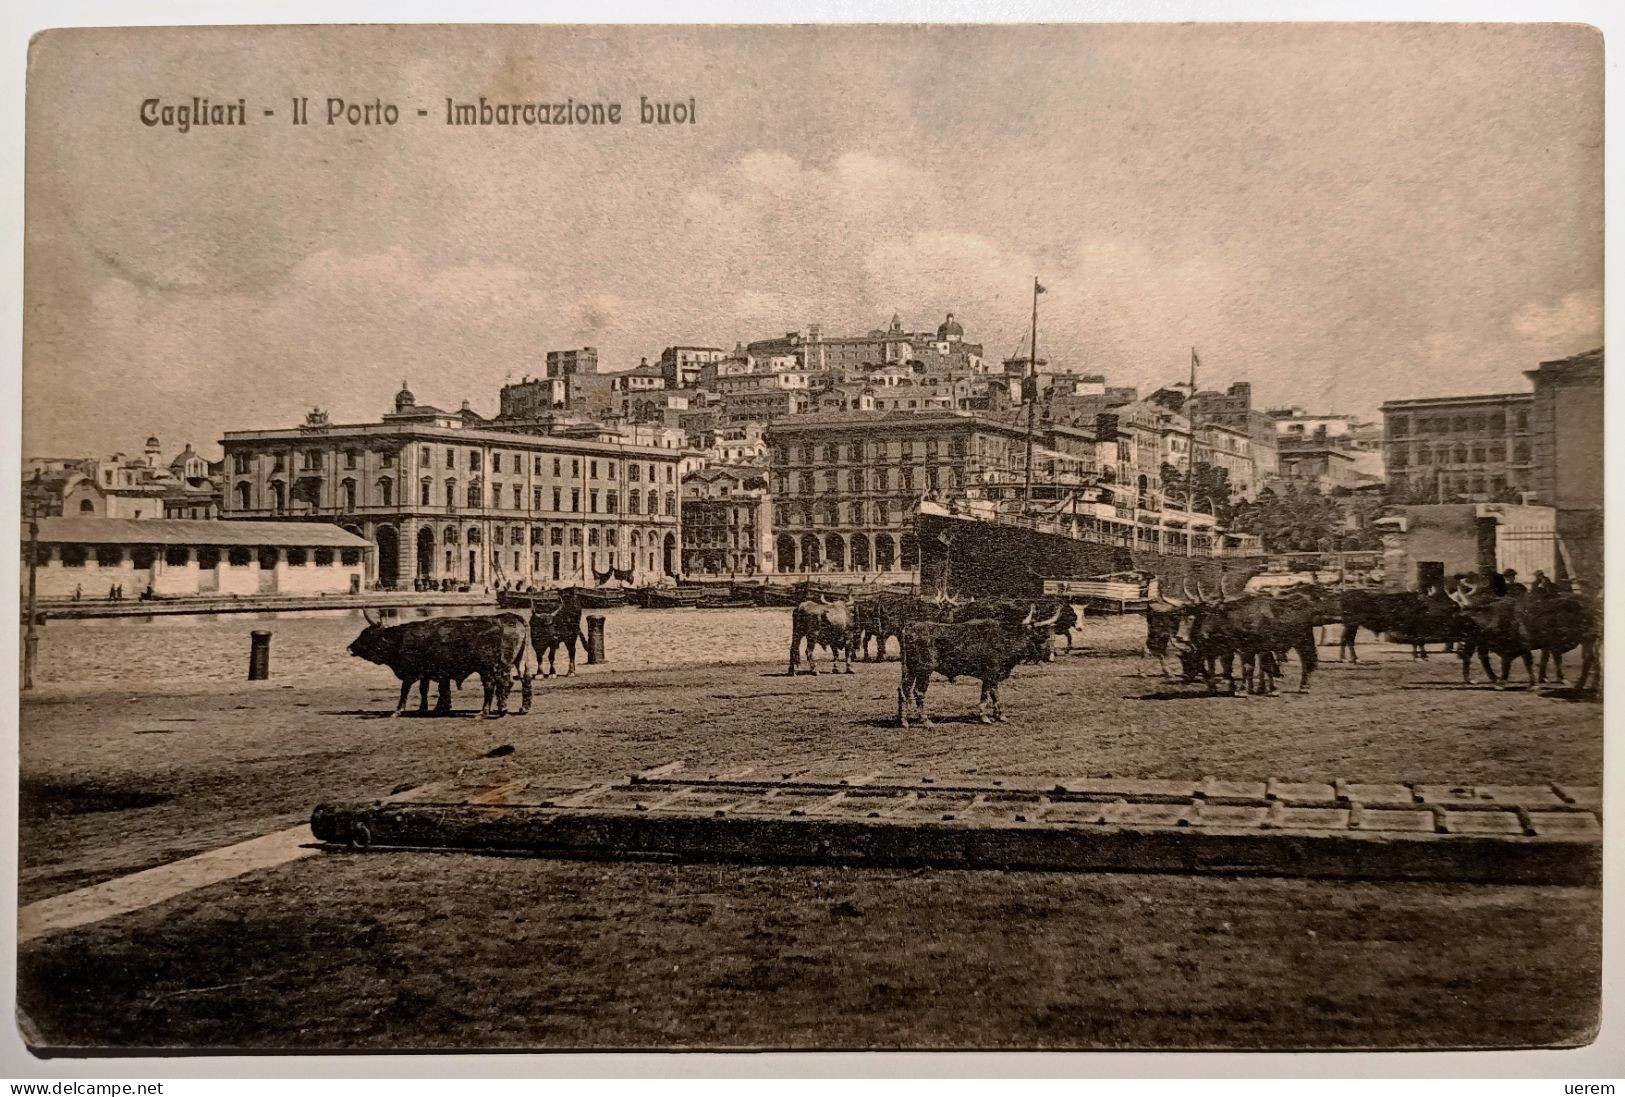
[763,410,1099,578]
[219,388,686,590]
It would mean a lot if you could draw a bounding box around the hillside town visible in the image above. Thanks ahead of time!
[20,310,1604,602]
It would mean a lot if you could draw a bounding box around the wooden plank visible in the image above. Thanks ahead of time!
[307,802,1602,886]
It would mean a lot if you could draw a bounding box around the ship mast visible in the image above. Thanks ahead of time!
[1023,276,1043,511]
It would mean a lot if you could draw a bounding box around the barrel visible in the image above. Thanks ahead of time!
[585,615,606,665]
[248,630,272,680]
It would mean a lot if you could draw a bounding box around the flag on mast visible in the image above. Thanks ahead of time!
[1035,281,1047,294]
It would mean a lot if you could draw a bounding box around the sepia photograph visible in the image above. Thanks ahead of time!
[10,20,1608,1059]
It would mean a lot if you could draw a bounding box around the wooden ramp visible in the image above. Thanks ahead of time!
[310,764,1601,886]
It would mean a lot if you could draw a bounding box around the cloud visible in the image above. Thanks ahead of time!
[23,25,1603,457]
[1510,290,1602,345]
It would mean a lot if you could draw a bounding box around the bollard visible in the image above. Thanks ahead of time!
[248,630,272,680]
[585,614,606,665]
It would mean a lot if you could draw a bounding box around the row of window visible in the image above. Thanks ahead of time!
[683,531,758,548]
[231,448,677,484]
[428,524,665,549]
[45,545,362,568]
[770,439,972,465]
[233,450,397,475]
[1398,474,1511,497]
[1388,411,1528,437]
[1387,441,1531,468]
[236,479,679,516]
[774,500,916,527]
[773,467,968,494]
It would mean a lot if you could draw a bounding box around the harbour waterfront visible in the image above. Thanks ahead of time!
[26,605,791,688]
[16,627,1603,1049]
[27,605,1159,690]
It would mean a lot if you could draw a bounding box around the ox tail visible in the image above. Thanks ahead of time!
[514,627,539,680]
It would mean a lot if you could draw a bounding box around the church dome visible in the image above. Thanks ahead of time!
[145,435,161,449]
[394,380,416,411]
[937,312,963,340]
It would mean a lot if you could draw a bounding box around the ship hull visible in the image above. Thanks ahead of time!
[916,506,1265,600]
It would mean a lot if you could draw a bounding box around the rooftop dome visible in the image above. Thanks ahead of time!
[394,380,416,411]
[145,435,161,449]
[937,312,964,341]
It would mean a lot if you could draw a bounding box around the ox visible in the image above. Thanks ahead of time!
[852,592,956,661]
[525,590,585,678]
[1175,582,1339,694]
[1141,580,1202,678]
[789,597,856,675]
[897,608,1059,726]
[948,598,1079,660]
[348,611,534,717]
[1522,590,1601,689]
[1338,589,1424,662]
[1452,584,1600,690]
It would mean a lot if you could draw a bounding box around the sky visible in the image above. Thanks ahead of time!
[22,23,1603,460]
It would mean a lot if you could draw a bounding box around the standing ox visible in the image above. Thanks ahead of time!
[948,598,1079,660]
[1520,591,1601,689]
[852,592,955,661]
[348,611,534,717]
[1175,583,1339,694]
[789,597,856,675]
[1339,589,1426,662]
[897,608,1059,726]
[526,590,585,678]
[1141,582,1199,678]
[1454,586,1600,690]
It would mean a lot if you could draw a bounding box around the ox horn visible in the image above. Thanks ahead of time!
[362,608,382,627]
[1035,610,1061,628]
[1021,607,1035,627]
[1182,578,1196,602]
[1195,580,1209,603]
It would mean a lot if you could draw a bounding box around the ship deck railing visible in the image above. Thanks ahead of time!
[953,507,1249,559]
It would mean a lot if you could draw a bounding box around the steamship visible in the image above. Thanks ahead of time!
[914,495,1267,604]
[915,275,1266,602]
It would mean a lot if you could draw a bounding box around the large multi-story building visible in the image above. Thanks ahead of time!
[680,465,772,576]
[219,385,686,590]
[718,389,812,425]
[545,347,598,379]
[659,345,725,389]
[746,313,984,375]
[1525,346,1604,581]
[1273,442,1360,493]
[764,411,1097,575]
[1381,392,1534,503]
[1268,406,1384,482]
[1185,381,1280,480]
[1191,421,1258,501]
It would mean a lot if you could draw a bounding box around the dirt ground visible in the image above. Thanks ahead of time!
[16,629,1605,1052]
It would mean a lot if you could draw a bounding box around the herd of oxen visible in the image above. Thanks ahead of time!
[344,574,1600,724]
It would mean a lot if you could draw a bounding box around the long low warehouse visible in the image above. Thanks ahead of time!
[22,517,373,598]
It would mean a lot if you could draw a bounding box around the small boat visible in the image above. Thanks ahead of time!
[753,584,804,607]
[697,593,755,609]
[634,586,702,609]
[572,586,627,609]
[496,589,561,610]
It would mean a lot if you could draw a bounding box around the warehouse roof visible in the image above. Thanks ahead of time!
[35,518,371,548]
